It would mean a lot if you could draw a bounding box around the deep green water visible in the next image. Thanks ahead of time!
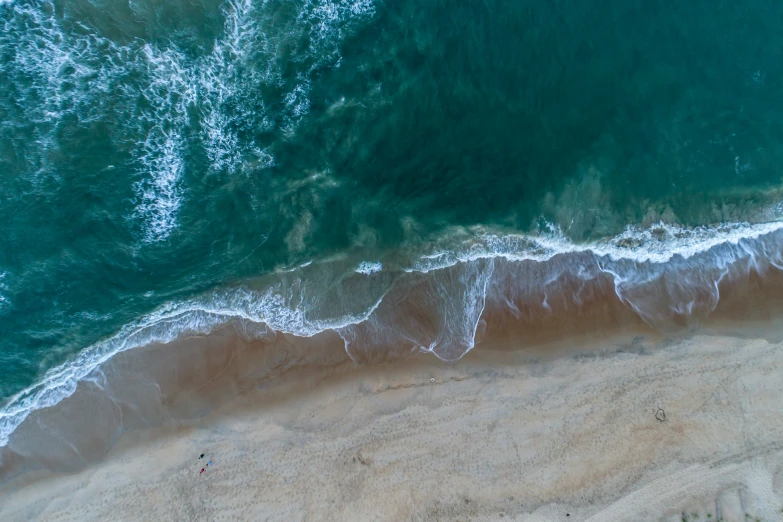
[2,0,783,442]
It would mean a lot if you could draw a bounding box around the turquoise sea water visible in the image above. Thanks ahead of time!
[2,0,783,444]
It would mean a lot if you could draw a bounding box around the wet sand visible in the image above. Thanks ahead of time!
[2,328,783,521]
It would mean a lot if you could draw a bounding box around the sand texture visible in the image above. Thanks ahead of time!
[2,333,783,521]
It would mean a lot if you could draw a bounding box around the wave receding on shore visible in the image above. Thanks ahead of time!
[3,219,783,452]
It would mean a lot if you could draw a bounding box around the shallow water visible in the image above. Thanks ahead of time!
[2,0,783,447]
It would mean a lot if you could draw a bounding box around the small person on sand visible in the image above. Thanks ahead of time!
[207,461,212,467]
[199,453,205,459]
[200,468,205,474]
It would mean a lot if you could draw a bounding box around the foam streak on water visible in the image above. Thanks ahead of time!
[1,0,375,239]
[0,272,9,313]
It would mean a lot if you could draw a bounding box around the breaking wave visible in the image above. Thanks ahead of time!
[2,220,783,446]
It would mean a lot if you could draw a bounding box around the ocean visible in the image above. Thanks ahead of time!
[1,0,783,460]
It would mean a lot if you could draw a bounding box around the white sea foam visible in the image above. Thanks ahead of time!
[130,44,200,241]
[406,221,783,273]
[196,0,276,174]
[3,0,375,240]
[133,130,185,241]
[417,258,494,361]
[194,0,376,164]
[283,77,312,132]
[355,261,382,274]
[2,2,117,181]
[307,0,375,41]
[0,271,9,312]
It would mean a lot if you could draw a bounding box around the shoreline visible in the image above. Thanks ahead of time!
[2,329,783,520]
[2,235,783,519]
[5,223,783,447]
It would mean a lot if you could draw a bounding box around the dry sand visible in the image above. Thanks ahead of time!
[2,332,783,521]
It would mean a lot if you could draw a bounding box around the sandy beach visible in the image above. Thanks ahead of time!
[2,328,783,522]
